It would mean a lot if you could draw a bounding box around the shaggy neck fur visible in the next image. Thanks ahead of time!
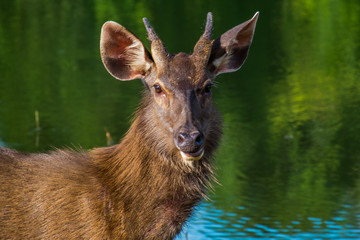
[91,92,222,239]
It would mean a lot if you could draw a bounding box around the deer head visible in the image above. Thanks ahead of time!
[100,12,258,165]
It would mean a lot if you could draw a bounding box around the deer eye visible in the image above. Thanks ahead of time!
[153,84,165,96]
[204,83,213,95]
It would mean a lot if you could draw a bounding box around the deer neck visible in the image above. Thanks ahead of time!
[92,94,220,197]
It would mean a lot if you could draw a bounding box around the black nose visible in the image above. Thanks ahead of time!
[175,131,204,153]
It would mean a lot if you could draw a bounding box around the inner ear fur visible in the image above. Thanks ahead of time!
[100,21,153,81]
[208,12,259,76]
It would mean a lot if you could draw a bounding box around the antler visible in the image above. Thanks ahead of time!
[192,12,214,66]
[202,12,213,40]
[143,17,169,69]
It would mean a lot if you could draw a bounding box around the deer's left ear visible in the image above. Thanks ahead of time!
[100,21,153,81]
[208,12,259,76]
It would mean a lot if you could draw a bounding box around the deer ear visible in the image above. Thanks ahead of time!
[100,21,153,81]
[208,12,259,76]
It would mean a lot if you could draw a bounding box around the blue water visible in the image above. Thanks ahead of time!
[177,201,360,239]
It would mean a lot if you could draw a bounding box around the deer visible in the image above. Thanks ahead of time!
[0,12,258,239]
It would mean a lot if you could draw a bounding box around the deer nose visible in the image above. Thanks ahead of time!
[175,130,204,154]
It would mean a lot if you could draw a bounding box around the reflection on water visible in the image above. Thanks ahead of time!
[0,0,360,239]
[178,201,360,239]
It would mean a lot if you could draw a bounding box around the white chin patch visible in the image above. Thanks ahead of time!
[180,148,204,165]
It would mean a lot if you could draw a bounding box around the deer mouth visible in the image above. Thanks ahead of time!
[180,148,204,162]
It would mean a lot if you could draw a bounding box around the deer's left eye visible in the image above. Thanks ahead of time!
[204,83,213,95]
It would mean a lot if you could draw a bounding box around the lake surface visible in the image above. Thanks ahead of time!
[1,0,359,239]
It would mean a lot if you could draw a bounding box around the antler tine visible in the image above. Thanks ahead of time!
[143,17,158,42]
[142,17,169,69]
[203,12,213,40]
[192,12,214,66]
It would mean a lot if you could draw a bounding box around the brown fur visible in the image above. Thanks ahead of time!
[0,12,258,239]
[0,94,222,239]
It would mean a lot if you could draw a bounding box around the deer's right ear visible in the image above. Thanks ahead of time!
[100,21,153,81]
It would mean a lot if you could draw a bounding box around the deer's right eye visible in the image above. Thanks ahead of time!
[154,84,162,93]
[153,84,166,97]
